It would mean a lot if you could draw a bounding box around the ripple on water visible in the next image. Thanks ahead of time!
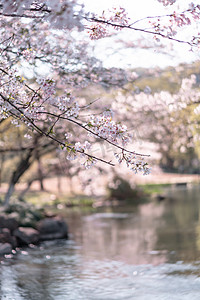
[1,247,200,300]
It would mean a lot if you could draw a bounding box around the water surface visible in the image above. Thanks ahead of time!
[1,185,200,299]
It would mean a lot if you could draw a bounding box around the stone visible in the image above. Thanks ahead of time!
[0,228,17,248]
[0,243,12,255]
[37,217,68,241]
[13,227,39,245]
[156,194,166,202]
[0,214,19,232]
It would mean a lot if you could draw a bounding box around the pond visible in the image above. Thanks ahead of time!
[1,185,200,299]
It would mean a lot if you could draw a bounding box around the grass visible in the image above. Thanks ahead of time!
[0,182,173,210]
[138,183,172,195]
[23,190,95,207]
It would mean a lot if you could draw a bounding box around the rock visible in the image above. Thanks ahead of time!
[13,227,39,245]
[0,228,17,248]
[0,214,19,232]
[0,243,12,255]
[156,195,166,202]
[37,217,68,241]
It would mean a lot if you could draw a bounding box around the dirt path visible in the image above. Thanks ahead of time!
[0,172,199,197]
[133,172,200,185]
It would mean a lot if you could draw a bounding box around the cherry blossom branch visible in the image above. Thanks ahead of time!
[0,12,43,18]
[80,98,101,109]
[67,117,150,157]
[35,111,150,157]
[0,93,115,167]
[85,16,196,46]
[129,6,196,26]
[0,68,43,98]
[0,1,199,47]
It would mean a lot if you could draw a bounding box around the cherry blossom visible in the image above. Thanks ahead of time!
[157,0,176,6]
[1,0,199,186]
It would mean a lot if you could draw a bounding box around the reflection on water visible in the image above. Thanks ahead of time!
[1,186,200,299]
[68,204,166,266]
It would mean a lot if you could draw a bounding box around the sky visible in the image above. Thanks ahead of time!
[81,0,200,69]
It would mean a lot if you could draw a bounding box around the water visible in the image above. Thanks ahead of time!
[1,185,200,299]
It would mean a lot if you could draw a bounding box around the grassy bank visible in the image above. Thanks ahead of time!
[138,183,172,195]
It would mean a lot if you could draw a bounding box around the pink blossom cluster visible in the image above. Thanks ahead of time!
[82,157,97,169]
[115,152,151,175]
[65,140,91,159]
[0,0,84,31]
[89,24,108,40]
[58,98,80,117]
[88,7,130,40]
[0,68,81,124]
[109,7,129,28]
[189,2,200,19]
[21,48,35,61]
[36,78,56,99]
[87,114,130,145]
[64,140,96,169]
[157,0,176,6]
[170,12,191,28]
[148,4,200,42]
[0,69,30,118]
[74,141,91,151]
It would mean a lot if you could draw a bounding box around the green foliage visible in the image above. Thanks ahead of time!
[131,61,200,94]
[139,183,171,195]
[1,198,45,228]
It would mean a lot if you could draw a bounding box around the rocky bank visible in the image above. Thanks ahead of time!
[0,200,68,256]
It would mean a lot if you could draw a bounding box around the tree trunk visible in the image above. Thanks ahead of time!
[3,148,34,207]
[19,179,34,200]
[36,152,44,191]
[3,182,15,207]
[0,153,4,187]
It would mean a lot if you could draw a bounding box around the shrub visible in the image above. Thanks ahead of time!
[107,176,139,201]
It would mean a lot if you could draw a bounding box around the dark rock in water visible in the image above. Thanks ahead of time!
[0,214,19,232]
[37,217,68,241]
[0,243,12,255]
[0,211,68,254]
[0,228,17,248]
[175,182,187,186]
[13,227,39,245]
[156,195,166,202]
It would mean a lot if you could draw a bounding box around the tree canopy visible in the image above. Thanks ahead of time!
[0,0,200,204]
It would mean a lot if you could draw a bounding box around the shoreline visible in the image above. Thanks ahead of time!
[0,173,200,195]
